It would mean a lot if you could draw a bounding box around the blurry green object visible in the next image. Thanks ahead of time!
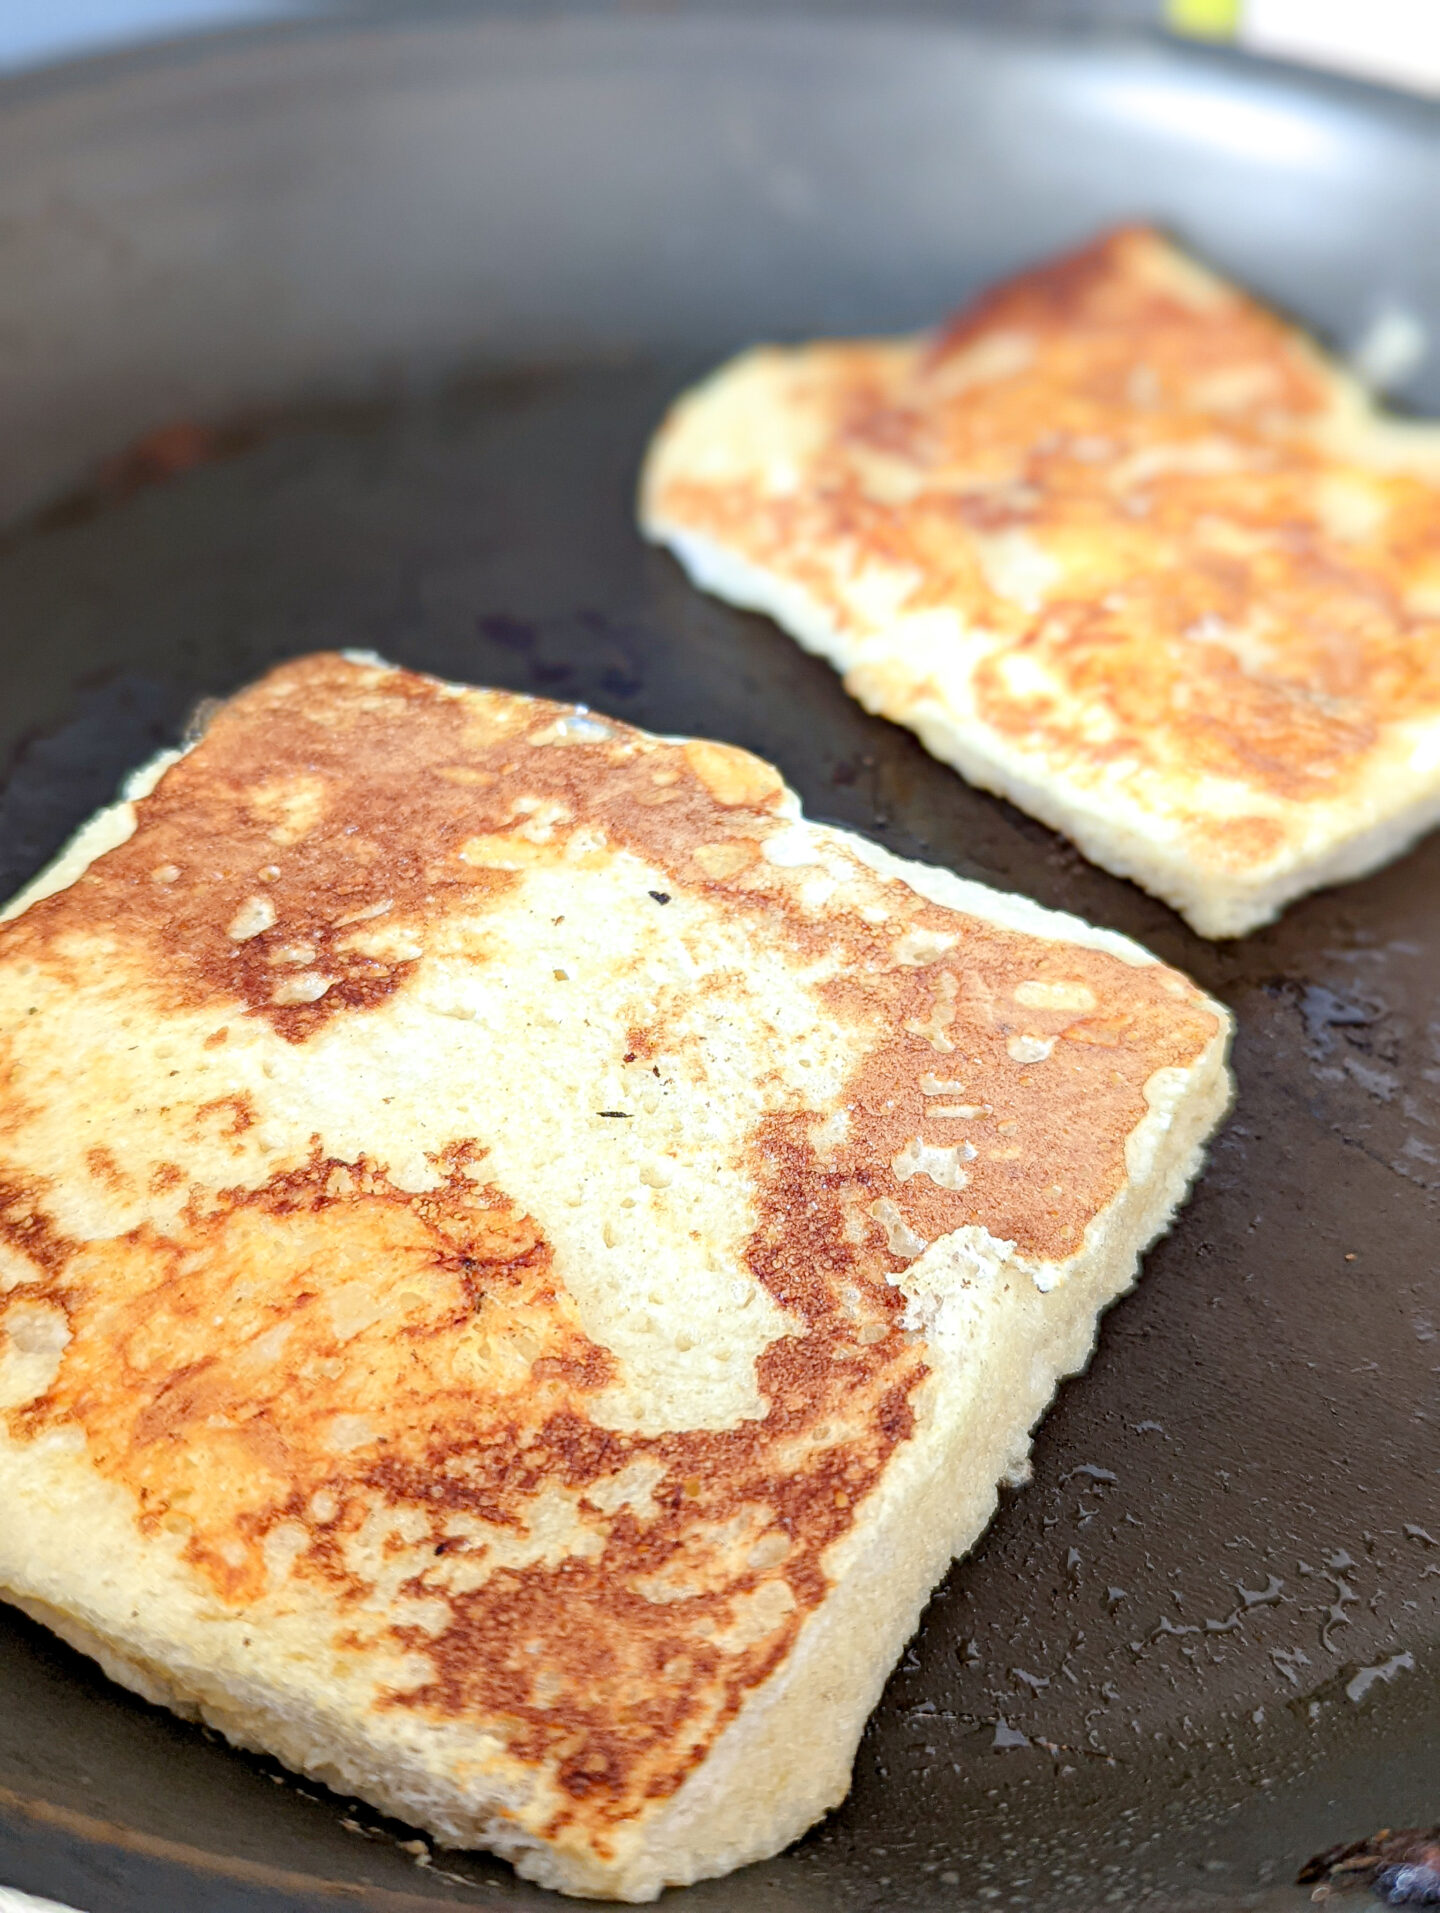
[1167,0,1241,36]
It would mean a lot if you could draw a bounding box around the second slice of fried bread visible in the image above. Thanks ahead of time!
[641,225,1440,937]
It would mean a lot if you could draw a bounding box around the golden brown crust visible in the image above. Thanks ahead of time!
[647,225,1440,876]
[0,653,1220,1850]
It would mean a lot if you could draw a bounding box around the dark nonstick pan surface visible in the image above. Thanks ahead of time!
[0,11,1437,1911]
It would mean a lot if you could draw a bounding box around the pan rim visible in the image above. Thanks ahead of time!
[0,0,1436,135]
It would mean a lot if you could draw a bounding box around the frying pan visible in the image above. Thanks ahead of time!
[0,8,1436,1910]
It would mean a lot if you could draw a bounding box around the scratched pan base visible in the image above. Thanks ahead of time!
[0,13,1437,1913]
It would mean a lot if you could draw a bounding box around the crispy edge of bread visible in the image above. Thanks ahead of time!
[0,682,1232,1899]
[0,748,185,924]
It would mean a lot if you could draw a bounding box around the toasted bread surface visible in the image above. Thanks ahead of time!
[0,655,1229,1896]
[641,225,1440,937]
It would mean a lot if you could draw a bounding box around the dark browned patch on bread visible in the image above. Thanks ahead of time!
[5,1148,592,1596]
[1,656,803,1039]
[817,935,1209,1264]
[0,1180,77,1278]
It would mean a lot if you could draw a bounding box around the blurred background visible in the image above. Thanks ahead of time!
[4,0,1439,93]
